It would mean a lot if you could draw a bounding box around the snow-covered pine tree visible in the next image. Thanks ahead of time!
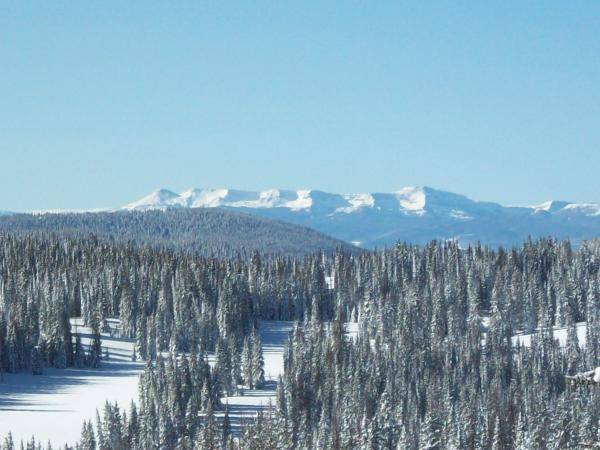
[250,329,265,389]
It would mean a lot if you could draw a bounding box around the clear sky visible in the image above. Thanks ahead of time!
[1,1,599,211]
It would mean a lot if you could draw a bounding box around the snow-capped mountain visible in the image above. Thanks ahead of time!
[124,186,600,248]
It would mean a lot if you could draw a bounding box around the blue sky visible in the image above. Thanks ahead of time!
[1,1,598,211]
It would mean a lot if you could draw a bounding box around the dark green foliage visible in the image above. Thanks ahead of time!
[0,208,355,258]
[30,345,42,375]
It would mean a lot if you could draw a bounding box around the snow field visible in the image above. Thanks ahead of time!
[0,320,294,445]
[511,322,587,348]
[213,321,293,435]
[0,319,144,448]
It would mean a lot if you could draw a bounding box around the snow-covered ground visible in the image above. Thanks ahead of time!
[0,320,294,445]
[344,321,359,337]
[213,321,365,433]
[10,316,569,444]
[215,321,293,434]
[512,322,587,348]
[0,319,143,448]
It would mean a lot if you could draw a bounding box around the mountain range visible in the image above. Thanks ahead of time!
[123,187,600,248]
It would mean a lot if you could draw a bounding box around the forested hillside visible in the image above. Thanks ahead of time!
[0,208,354,258]
[1,235,599,449]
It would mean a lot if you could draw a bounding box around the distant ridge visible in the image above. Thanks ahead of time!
[122,186,600,248]
[0,208,356,257]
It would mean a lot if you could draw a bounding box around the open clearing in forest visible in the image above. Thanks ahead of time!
[213,321,294,434]
[6,317,582,445]
[511,321,587,347]
[0,320,144,448]
[0,320,296,446]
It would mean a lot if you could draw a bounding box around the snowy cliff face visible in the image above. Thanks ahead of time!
[123,187,600,248]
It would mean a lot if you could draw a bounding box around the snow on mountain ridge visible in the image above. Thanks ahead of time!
[532,200,573,214]
[124,187,599,217]
[123,188,179,210]
[124,188,320,211]
[120,187,600,249]
[531,201,600,217]
[336,193,375,214]
[2,188,597,249]
[124,187,437,214]
[562,203,600,217]
[395,186,426,211]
